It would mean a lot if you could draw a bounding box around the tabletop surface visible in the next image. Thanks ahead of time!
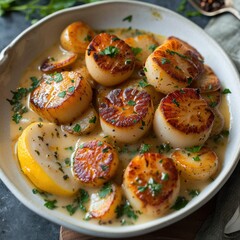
[0,1,210,239]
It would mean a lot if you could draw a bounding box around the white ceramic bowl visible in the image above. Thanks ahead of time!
[1,0,240,237]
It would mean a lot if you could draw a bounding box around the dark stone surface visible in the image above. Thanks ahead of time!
[0,1,210,239]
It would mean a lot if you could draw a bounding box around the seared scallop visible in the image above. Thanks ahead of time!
[145,36,204,94]
[40,52,78,73]
[154,88,215,148]
[125,34,159,66]
[85,33,135,86]
[30,71,92,124]
[88,182,122,221]
[171,147,218,180]
[99,88,154,143]
[60,21,95,54]
[123,153,180,216]
[61,105,98,136]
[72,140,119,187]
[191,64,221,92]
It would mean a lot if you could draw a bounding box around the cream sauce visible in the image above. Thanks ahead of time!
[10,28,230,226]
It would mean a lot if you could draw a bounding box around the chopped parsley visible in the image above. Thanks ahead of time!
[127,100,136,106]
[147,178,162,196]
[156,143,172,153]
[68,86,75,93]
[161,172,169,181]
[172,98,180,107]
[44,199,57,210]
[58,91,66,98]
[65,189,89,215]
[100,165,109,171]
[131,47,142,56]
[161,57,171,64]
[122,15,133,22]
[148,44,158,52]
[188,189,200,198]
[51,72,63,83]
[171,196,189,210]
[166,49,189,60]
[115,200,139,220]
[99,182,113,198]
[138,78,150,88]
[100,46,119,58]
[125,59,132,65]
[73,124,81,132]
[185,145,202,153]
[192,155,201,161]
[222,88,231,94]
[89,116,97,124]
[139,143,151,154]
[84,34,92,42]
[7,76,40,123]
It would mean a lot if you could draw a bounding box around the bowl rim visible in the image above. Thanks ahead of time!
[1,0,240,237]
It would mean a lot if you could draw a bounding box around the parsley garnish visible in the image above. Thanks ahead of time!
[185,145,202,153]
[131,47,142,56]
[99,182,113,198]
[156,143,172,153]
[64,189,89,215]
[171,196,189,210]
[122,15,132,22]
[100,165,109,171]
[115,200,139,220]
[138,78,150,88]
[73,124,81,132]
[44,199,57,210]
[222,88,231,94]
[192,155,201,161]
[7,76,40,123]
[161,58,171,64]
[100,46,119,58]
[58,91,66,98]
[127,100,136,106]
[148,44,158,52]
[172,98,180,107]
[161,172,169,181]
[139,143,151,154]
[166,49,189,60]
[68,86,75,93]
[89,116,97,123]
[188,189,200,198]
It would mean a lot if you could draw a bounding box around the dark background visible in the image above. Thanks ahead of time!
[0,1,210,239]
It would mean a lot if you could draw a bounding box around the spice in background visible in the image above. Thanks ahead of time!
[198,0,225,12]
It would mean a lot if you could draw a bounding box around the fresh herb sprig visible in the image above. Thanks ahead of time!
[7,76,40,123]
[0,0,100,22]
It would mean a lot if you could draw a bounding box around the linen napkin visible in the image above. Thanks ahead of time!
[196,0,240,239]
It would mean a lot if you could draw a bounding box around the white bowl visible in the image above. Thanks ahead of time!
[1,0,240,237]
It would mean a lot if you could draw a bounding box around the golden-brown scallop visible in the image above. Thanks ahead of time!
[145,36,204,94]
[125,34,159,66]
[85,33,135,86]
[72,140,119,187]
[61,105,98,135]
[99,88,154,143]
[201,89,221,108]
[60,21,95,54]
[40,52,78,73]
[154,88,215,148]
[171,147,218,180]
[30,71,92,124]
[210,108,225,136]
[123,153,180,216]
[191,64,221,92]
[88,183,122,221]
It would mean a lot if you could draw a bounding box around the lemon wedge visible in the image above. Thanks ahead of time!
[17,122,80,196]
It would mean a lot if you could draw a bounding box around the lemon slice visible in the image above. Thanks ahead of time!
[17,122,80,196]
